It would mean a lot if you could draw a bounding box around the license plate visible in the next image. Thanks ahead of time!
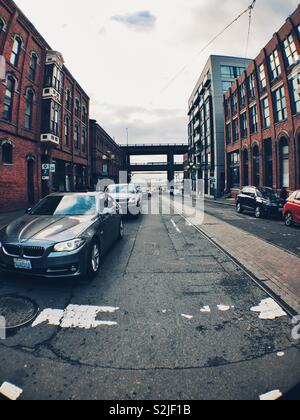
[14,259,32,270]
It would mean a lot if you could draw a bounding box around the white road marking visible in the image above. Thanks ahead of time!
[181,314,193,320]
[0,382,23,400]
[259,390,283,401]
[250,298,287,320]
[32,305,119,329]
[200,306,211,313]
[217,305,231,312]
[171,219,181,234]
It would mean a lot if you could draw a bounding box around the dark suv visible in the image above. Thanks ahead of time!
[236,187,279,218]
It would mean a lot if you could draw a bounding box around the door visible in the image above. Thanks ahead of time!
[27,159,35,205]
[294,192,300,222]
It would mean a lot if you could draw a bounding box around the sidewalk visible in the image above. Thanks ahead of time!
[0,210,25,229]
[205,197,236,207]
[168,196,300,314]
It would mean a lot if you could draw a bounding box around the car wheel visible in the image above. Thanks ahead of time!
[87,239,101,278]
[285,212,294,227]
[255,206,262,219]
[118,219,124,240]
[236,202,243,214]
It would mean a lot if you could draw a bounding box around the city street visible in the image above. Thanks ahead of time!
[0,196,299,400]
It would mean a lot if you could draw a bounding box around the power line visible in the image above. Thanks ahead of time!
[159,0,257,95]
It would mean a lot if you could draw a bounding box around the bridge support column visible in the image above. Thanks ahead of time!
[167,151,175,184]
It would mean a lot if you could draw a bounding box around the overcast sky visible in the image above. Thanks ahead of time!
[17,0,299,145]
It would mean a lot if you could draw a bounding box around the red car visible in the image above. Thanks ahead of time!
[283,190,300,227]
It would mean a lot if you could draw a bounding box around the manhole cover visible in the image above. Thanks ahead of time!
[0,295,39,330]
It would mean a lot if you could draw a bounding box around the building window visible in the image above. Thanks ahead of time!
[269,49,281,81]
[10,36,22,67]
[75,99,80,118]
[28,53,38,81]
[279,138,289,188]
[82,106,87,124]
[249,105,258,134]
[50,101,59,135]
[82,128,87,152]
[283,34,298,67]
[64,117,70,146]
[273,86,287,123]
[221,66,245,78]
[224,99,230,120]
[226,123,231,145]
[65,89,72,110]
[53,66,61,92]
[231,92,238,115]
[232,118,239,143]
[3,76,15,121]
[229,152,240,189]
[262,97,271,128]
[247,74,256,99]
[239,83,246,108]
[258,64,267,91]
[290,76,300,114]
[240,112,248,139]
[1,143,13,164]
[25,89,34,130]
[222,80,233,93]
[0,16,6,33]
[74,124,80,149]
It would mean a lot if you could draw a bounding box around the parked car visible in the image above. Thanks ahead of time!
[106,184,142,217]
[236,186,280,218]
[0,193,124,279]
[283,190,300,227]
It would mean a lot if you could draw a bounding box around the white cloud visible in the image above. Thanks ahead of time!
[15,0,299,145]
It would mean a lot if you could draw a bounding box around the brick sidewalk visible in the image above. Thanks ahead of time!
[168,197,300,314]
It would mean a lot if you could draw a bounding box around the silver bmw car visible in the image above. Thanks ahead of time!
[0,192,124,279]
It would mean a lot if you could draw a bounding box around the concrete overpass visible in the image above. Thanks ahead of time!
[120,144,188,182]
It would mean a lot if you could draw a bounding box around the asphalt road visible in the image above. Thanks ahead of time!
[0,199,299,400]
[205,200,300,257]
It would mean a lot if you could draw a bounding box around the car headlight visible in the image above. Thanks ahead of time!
[53,238,85,253]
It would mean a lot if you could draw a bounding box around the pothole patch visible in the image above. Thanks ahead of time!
[0,295,39,330]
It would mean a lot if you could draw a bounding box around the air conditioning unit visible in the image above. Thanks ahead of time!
[40,133,60,146]
[42,87,61,103]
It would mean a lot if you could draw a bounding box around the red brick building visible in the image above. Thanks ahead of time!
[0,0,48,211]
[224,5,300,197]
[89,119,123,187]
[0,0,90,212]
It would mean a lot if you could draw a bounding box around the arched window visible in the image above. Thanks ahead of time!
[65,89,72,110]
[0,16,6,33]
[25,89,34,129]
[64,116,70,146]
[28,53,38,81]
[82,106,87,124]
[3,76,15,121]
[74,124,80,149]
[279,137,289,188]
[82,128,87,152]
[252,145,260,187]
[10,36,22,67]
[2,142,13,164]
[75,99,80,118]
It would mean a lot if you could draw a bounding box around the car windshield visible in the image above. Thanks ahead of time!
[108,185,136,194]
[257,188,278,200]
[30,195,97,216]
